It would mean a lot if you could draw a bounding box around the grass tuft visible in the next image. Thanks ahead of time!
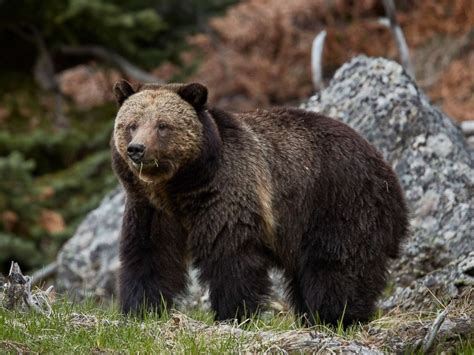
[0,291,472,353]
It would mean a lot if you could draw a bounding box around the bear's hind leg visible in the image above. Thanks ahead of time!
[289,259,386,326]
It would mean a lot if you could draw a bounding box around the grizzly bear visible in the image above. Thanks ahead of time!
[111,80,408,326]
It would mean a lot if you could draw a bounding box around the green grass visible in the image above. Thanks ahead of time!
[451,335,474,355]
[0,296,315,353]
[0,297,366,353]
[0,298,243,353]
[1,295,472,353]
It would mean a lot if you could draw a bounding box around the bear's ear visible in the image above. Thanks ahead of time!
[113,80,135,106]
[177,83,208,110]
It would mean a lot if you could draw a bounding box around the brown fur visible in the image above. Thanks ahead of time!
[112,80,409,325]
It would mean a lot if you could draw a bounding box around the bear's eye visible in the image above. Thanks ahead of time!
[157,123,170,137]
[157,123,168,131]
[128,123,137,132]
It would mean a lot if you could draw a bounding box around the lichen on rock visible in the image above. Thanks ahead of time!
[56,187,124,300]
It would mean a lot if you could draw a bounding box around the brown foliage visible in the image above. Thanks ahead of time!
[1,211,19,232]
[180,0,473,115]
[151,62,180,83]
[187,0,388,109]
[428,51,474,121]
[39,209,65,234]
[57,64,121,109]
[399,0,474,47]
[0,107,10,123]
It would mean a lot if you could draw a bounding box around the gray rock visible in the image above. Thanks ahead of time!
[57,56,473,313]
[380,251,474,312]
[56,187,124,299]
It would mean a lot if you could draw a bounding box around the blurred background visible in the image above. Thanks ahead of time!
[0,0,472,274]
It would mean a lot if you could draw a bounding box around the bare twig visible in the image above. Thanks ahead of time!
[421,307,449,353]
[60,45,162,84]
[461,120,474,137]
[31,28,57,92]
[311,30,327,91]
[32,262,58,286]
[22,274,52,316]
[381,0,414,77]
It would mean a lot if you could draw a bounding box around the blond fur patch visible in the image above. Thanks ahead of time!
[240,121,277,247]
[256,179,276,245]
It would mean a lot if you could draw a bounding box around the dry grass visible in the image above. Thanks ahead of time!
[0,289,472,353]
[1,263,472,352]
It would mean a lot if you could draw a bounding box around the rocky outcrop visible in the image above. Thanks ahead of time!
[57,56,473,316]
[381,252,474,312]
[56,187,124,299]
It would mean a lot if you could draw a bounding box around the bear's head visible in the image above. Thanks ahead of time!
[113,80,208,183]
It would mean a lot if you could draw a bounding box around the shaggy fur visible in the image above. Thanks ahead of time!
[112,80,409,325]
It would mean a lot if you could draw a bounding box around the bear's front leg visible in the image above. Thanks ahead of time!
[196,237,272,321]
[118,196,188,316]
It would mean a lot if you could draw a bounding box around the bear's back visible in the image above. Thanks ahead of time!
[224,107,406,260]
[233,107,386,196]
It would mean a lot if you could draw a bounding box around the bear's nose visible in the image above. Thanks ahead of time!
[127,143,146,163]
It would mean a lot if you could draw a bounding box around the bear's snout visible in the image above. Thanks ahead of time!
[127,143,146,163]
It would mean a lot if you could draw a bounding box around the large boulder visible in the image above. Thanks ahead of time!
[381,251,474,312]
[57,56,473,312]
[57,187,124,299]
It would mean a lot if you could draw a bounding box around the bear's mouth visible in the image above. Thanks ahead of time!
[130,159,174,179]
[131,159,160,170]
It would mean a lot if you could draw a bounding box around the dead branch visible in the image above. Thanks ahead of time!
[29,26,68,129]
[421,307,449,353]
[32,262,58,286]
[3,262,25,310]
[10,24,68,128]
[311,30,327,91]
[381,0,414,78]
[2,261,54,317]
[22,275,52,316]
[60,45,162,84]
[169,313,381,353]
